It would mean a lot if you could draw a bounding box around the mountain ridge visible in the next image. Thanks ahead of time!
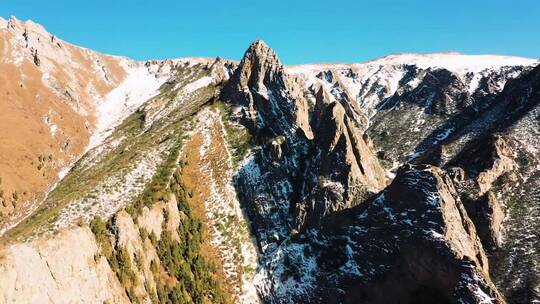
[1,17,540,304]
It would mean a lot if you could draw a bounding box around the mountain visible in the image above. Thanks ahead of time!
[0,16,177,235]
[1,18,540,304]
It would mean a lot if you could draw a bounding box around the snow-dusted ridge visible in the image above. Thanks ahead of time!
[287,52,538,74]
[368,52,537,72]
[86,57,218,152]
[287,52,538,119]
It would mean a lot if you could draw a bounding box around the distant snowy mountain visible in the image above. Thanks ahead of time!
[287,52,537,116]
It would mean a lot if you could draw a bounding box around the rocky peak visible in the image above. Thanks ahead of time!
[293,85,387,231]
[223,40,312,139]
[236,39,283,87]
[229,41,386,248]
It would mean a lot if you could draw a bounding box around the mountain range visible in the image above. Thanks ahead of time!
[0,16,539,304]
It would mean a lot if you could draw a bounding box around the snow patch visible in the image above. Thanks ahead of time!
[182,76,214,95]
[87,61,167,151]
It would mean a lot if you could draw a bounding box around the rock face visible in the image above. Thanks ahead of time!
[224,40,315,249]
[441,64,540,303]
[0,227,129,303]
[463,191,504,251]
[257,165,503,304]
[295,87,387,230]
[224,40,312,139]
[226,41,387,250]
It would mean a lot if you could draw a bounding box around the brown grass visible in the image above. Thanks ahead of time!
[0,28,128,231]
[181,127,236,300]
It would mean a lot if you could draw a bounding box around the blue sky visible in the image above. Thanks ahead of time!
[1,0,539,64]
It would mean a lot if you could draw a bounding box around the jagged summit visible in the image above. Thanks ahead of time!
[223,39,313,138]
[244,39,278,60]
[232,39,284,90]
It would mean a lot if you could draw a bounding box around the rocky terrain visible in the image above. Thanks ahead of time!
[1,17,540,304]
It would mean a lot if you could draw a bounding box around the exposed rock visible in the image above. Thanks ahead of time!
[32,49,40,66]
[0,227,129,303]
[295,86,387,230]
[258,165,505,304]
[226,41,317,250]
[475,136,516,195]
[230,41,387,248]
[448,166,466,183]
[316,100,387,195]
[223,39,312,139]
[463,191,504,251]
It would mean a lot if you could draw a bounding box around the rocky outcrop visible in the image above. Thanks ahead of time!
[294,87,387,230]
[446,134,516,193]
[0,199,178,304]
[0,227,129,303]
[440,135,514,252]
[340,164,503,303]
[475,136,516,195]
[312,87,386,192]
[463,191,504,251]
[223,40,312,139]
[225,40,315,249]
[257,164,504,304]
[228,41,387,247]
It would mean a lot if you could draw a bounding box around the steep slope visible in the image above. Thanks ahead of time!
[436,64,540,303]
[0,16,171,235]
[0,56,254,303]
[222,41,387,251]
[256,165,502,303]
[290,55,540,303]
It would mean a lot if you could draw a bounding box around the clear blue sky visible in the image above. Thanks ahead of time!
[1,0,539,64]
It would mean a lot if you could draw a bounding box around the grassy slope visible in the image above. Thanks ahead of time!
[3,63,216,242]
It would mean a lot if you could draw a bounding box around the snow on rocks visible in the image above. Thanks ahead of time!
[254,240,319,302]
[182,75,214,95]
[287,53,537,118]
[371,52,537,74]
